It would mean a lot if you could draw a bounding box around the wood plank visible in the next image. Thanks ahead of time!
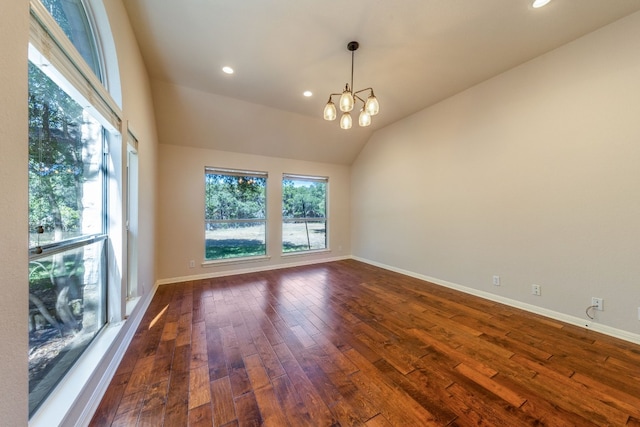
[176,311,193,347]
[249,329,286,379]
[122,355,155,396]
[89,372,128,426]
[191,320,208,369]
[110,408,140,427]
[454,363,526,408]
[189,403,214,427]
[364,414,393,427]
[189,365,211,410]
[345,348,439,426]
[272,342,338,426]
[210,377,237,426]
[220,325,252,397]
[234,392,262,427]
[163,370,189,427]
[152,338,175,384]
[373,358,458,425]
[244,353,271,390]
[205,324,228,380]
[137,380,168,427]
[253,385,291,427]
[271,374,313,427]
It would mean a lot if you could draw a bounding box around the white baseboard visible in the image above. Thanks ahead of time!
[353,256,640,346]
[157,255,350,286]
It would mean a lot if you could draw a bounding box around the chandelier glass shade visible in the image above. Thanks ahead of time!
[324,41,379,129]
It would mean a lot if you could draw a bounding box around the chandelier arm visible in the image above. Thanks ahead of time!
[353,87,374,96]
[354,94,367,104]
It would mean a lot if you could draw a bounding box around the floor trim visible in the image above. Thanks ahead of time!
[157,255,350,286]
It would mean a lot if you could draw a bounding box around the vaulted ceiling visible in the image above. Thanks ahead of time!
[123,0,640,164]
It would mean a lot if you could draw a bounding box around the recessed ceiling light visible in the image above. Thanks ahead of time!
[532,0,551,8]
[222,66,234,74]
[303,91,313,97]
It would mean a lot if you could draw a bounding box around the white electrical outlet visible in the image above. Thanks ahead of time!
[637,307,640,321]
[591,297,603,311]
[493,275,500,286]
[531,284,541,296]
[189,260,195,268]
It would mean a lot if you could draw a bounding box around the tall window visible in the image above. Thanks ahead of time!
[282,174,328,253]
[28,60,108,417]
[205,168,268,260]
[28,0,120,417]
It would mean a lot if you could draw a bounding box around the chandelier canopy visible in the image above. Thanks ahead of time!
[323,41,379,129]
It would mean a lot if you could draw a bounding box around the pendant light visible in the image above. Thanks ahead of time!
[324,41,379,129]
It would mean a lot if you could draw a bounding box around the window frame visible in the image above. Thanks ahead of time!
[204,167,269,263]
[282,173,329,254]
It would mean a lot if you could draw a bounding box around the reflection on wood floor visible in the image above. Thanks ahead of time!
[91,259,640,426]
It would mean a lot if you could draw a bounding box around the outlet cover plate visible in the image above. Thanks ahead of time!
[592,297,603,311]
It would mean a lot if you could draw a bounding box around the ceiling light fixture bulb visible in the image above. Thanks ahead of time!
[340,112,352,129]
[358,109,371,127]
[365,92,379,116]
[323,99,337,121]
[339,84,354,112]
[222,66,234,74]
[532,0,551,8]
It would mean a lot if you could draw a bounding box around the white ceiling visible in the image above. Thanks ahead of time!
[123,0,640,164]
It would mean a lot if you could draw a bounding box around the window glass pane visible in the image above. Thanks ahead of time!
[28,59,107,416]
[205,171,267,260]
[29,61,104,248]
[39,0,102,80]
[29,238,106,415]
[282,176,327,253]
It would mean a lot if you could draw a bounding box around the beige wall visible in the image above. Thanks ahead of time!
[0,1,158,424]
[0,1,29,424]
[157,144,351,281]
[352,11,640,337]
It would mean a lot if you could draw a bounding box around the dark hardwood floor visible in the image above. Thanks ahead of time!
[90,259,640,426]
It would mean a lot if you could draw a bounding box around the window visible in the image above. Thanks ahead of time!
[205,168,268,260]
[282,174,328,253]
[28,60,108,417]
[39,0,102,80]
[28,0,122,418]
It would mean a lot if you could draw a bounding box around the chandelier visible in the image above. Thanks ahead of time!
[323,41,379,129]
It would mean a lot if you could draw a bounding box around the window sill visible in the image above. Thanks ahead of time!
[281,248,331,258]
[29,321,125,427]
[202,255,271,268]
[125,296,141,317]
